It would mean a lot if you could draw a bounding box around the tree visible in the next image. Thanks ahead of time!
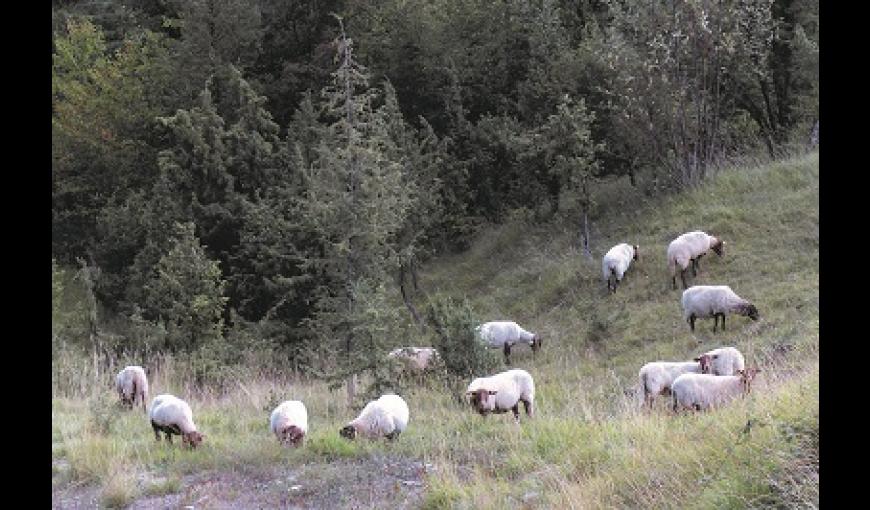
[142,222,228,353]
[298,18,414,406]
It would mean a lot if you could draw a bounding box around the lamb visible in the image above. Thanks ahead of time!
[387,347,441,372]
[270,400,308,447]
[700,346,746,376]
[667,231,724,289]
[115,365,149,412]
[465,368,535,423]
[340,394,409,441]
[681,285,760,332]
[602,243,639,293]
[638,355,712,407]
[148,394,204,449]
[476,321,542,365]
[671,368,761,412]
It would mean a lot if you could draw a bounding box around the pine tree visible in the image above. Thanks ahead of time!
[298,18,413,406]
[142,222,228,353]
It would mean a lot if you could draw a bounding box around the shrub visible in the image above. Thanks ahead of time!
[425,294,500,383]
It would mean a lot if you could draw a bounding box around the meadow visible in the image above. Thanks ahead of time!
[52,151,819,508]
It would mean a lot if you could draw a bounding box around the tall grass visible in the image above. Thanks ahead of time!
[52,152,818,508]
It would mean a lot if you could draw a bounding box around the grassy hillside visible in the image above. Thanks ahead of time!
[52,152,818,508]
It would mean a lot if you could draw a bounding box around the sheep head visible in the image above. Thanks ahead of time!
[280,425,305,447]
[737,368,761,394]
[466,389,498,414]
[694,354,713,373]
[711,237,724,256]
[531,335,543,353]
[632,245,639,261]
[182,431,204,449]
[340,424,358,440]
[739,302,760,320]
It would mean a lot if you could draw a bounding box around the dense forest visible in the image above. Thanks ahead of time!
[52,0,818,395]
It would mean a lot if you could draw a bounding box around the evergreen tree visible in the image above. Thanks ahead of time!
[298,19,414,406]
[142,222,228,353]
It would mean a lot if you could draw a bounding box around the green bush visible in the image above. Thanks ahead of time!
[425,294,501,383]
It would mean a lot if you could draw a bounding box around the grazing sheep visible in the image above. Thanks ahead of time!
[387,347,441,372]
[149,394,204,449]
[115,365,149,412]
[681,285,760,332]
[270,400,308,447]
[701,346,746,376]
[671,368,761,412]
[667,231,724,289]
[477,321,542,365]
[638,356,712,407]
[602,243,639,293]
[340,394,409,441]
[465,369,535,423]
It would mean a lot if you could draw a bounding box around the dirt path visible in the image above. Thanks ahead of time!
[53,454,429,509]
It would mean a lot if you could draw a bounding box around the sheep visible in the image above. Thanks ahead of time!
[387,347,441,372]
[700,346,746,376]
[476,321,542,365]
[602,243,639,293]
[148,394,204,449]
[465,368,535,423]
[115,365,149,412]
[671,368,761,412]
[270,400,308,447]
[681,285,760,332]
[340,394,409,441]
[667,231,724,289]
[638,355,713,408]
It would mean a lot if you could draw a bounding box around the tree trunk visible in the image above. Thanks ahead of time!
[399,263,424,330]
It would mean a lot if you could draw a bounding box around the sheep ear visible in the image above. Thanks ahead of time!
[488,390,498,395]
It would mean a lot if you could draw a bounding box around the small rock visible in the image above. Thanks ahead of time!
[402,480,423,487]
[522,491,540,503]
[290,485,302,491]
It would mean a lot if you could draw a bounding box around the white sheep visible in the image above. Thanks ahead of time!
[270,400,308,447]
[701,346,746,376]
[671,368,761,412]
[638,355,713,407]
[667,231,724,289]
[602,243,639,293]
[149,394,204,448]
[115,365,149,412]
[340,394,409,441]
[476,321,542,365]
[465,368,535,423]
[387,347,441,372]
[681,285,760,332]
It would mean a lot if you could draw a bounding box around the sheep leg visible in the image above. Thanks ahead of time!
[511,404,520,423]
[689,314,696,332]
[165,432,173,444]
[522,399,534,418]
[691,258,698,277]
[503,343,512,365]
[713,314,718,332]
[680,269,688,289]
[720,314,725,330]
[152,422,162,442]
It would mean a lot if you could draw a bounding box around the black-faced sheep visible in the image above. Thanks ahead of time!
[602,243,639,293]
[638,355,713,407]
[681,285,759,332]
[667,231,724,289]
[115,365,149,412]
[270,400,308,447]
[149,394,204,449]
[477,321,542,365]
[671,368,761,412]
[340,394,409,441]
[701,346,746,376]
[465,369,535,423]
